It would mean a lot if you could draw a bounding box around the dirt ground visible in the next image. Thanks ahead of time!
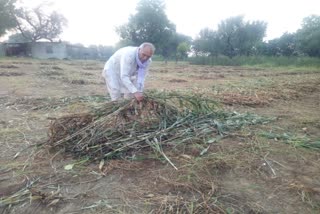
[0,58,319,213]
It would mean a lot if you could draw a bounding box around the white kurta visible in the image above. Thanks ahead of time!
[102,46,150,100]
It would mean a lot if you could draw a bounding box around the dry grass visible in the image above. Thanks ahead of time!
[0,59,319,214]
[0,71,25,76]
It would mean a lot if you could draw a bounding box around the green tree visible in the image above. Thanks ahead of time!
[260,40,281,56]
[296,15,320,57]
[116,0,176,58]
[217,16,267,58]
[162,33,191,61]
[176,42,190,61]
[0,0,17,36]
[192,28,220,56]
[259,33,297,57]
[237,20,267,56]
[217,16,244,58]
[14,3,67,42]
[7,32,32,42]
[278,33,297,56]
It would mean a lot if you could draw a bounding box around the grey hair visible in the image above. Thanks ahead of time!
[139,42,155,53]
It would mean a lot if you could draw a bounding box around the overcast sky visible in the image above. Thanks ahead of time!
[17,0,320,46]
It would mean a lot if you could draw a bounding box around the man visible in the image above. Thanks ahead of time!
[102,42,155,101]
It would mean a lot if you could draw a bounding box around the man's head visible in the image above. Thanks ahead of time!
[138,42,155,63]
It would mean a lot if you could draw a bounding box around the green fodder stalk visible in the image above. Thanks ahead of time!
[46,91,269,161]
[48,97,181,160]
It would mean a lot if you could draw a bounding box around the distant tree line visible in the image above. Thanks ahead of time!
[1,0,319,60]
[117,0,320,59]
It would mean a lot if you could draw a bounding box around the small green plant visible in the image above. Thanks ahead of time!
[260,131,320,150]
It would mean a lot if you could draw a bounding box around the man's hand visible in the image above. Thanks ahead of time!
[134,92,144,101]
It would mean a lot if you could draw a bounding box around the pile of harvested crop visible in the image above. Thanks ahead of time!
[46,92,269,162]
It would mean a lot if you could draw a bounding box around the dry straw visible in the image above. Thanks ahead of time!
[46,91,270,165]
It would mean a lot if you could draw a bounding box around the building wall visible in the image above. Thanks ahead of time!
[31,42,67,59]
[0,43,5,57]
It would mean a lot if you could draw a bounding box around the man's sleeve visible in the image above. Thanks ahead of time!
[139,64,150,91]
[120,52,138,93]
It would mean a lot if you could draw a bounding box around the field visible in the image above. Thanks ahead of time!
[0,58,319,213]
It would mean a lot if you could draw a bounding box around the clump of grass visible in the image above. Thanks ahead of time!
[0,178,62,210]
[6,95,108,111]
[0,64,19,69]
[82,66,101,70]
[52,66,63,70]
[260,131,320,150]
[0,71,25,76]
[39,65,64,76]
[70,79,87,84]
